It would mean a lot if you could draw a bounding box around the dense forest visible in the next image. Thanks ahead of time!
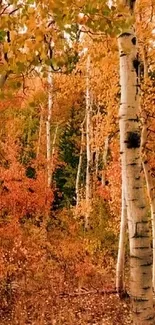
[0,0,155,324]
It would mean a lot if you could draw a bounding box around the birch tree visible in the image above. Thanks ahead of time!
[142,144,155,292]
[141,44,155,291]
[51,123,59,181]
[118,0,154,323]
[46,66,52,188]
[116,185,127,296]
[85,55,92,228]
[76,116,85,208]
[36,104,44,159]
[101,135,109,186]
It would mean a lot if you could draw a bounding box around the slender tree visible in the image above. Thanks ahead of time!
[46,66,53,188]
[85,55,92,228]
[101,135,109,186]
[36,104,44,159]
[76,116,85,208]
[51,123,59,181]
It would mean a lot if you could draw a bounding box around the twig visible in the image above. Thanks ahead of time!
[58,288,130,298]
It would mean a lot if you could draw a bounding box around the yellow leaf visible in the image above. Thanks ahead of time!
[3,42,9,52]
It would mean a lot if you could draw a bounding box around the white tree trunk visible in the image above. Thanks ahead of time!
[142,153,155,293]
[102,135,109,186]
[50,123,59,181]
[76,117,85,208]
[116,185,127,295]
[85,55,92,229]
[46,67,52,188]
[141,121,155,291]
[141,47,155,291]
[36,104,43,159]
[118,25,154,323]
[95,106,100,181]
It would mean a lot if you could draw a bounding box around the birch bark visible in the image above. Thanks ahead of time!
[101,135,109,186]
[36,105,43,159]
[142,148,155,292]
[140,47,155,291]
[46,67,52,188]
[85,55,92,228]
[118,0,154,320]
[50,123,59,181]
[118,26,154,322]
[116,185,127,295]
[76,117,85,208]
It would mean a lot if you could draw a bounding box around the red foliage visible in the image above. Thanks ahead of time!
[0,139,53,220]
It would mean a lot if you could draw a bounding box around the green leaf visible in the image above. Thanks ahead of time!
[0,30,6,41]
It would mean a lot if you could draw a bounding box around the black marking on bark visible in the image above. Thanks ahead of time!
[120,53,126,57]
[143,286,150,290]
[128,162,137,166]
[133,310,142,315]
[129,0,136,11]
[134,246,150,249]
[144,160,148,164]
[120,151,123,154]
[133,221,150,238]
[133,234,150,238]
[131,37,136,45]
[146,315,155,321]
[130,255,143,260]
[140,206,145,209]
[141,261,152,267]
[133,297,148,302]
[119,32,131,37]
[118,290,130,300]
[133,58,140,76]
[126,131,140,148]
[135,176,140,180]
[128,117,139,122]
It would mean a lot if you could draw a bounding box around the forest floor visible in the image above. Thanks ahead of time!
[0,214,132,325]
[51,290,132,325]
[0,259,132,325]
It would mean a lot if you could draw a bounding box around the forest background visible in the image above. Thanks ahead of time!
[0,0,155,324]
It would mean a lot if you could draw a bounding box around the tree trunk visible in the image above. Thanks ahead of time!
[36,104,43,159]
[95,106,100,182]
[118,16,154,325]
[85,55,92,228]
[102,135,109,186]
[0,43,8,88]
[142,151,155,292]
[76,117,85,208]
[141,44,155,291]
[116,185,127,295]
[46,67,52,188]
[95,149,99,179]
[0,73,7,88]
[51,123,59,181]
